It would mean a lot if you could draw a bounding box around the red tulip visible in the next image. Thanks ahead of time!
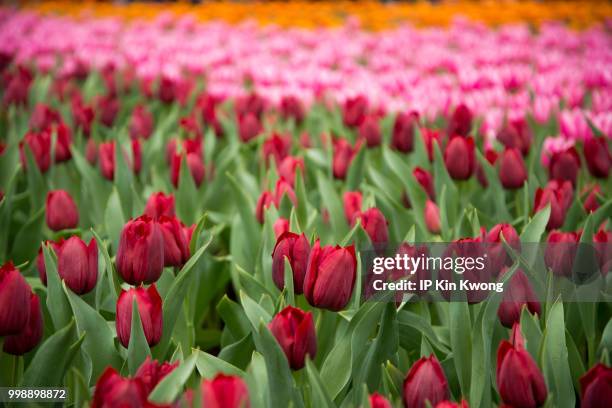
[304,240,357,311]
[238,113,262,143]
[435,400,469,408]
[29,103,61,131]
[332,138,357,180]
[129,105,154,140]
[360,207,389,249]
[134,357,178,395]
[343,191,362,225]
[98,141,116,180]
[3,292,43,355]
[269,305,317,370]
[273,217,290,238]
[166,137,202,165]
[157,76,177,103]
[36,238,64,285]
[57,236,98,295]
[444,136,475,180]
[582,184,601,213]
[91,367,151,408]
[198,93,223,137]
[256,190,274,224]
[403,355,449,408]
[476,148,499,187]
[86,138,98,165]
[580,363,612,408]
[548,146,581,186]
[171,152,205,188]
[485,223,521,275]
[391,111,418,153]
[278,156,304,186]
[46,190,79,231]
[422,128,442,162]
[96,94,119,127]
[544,230,581,277]
[497,340,547,408]
[116,285,163,348]
[424,199,441,234]
[0,262,31,336]
[497,117,532,156]
[272,232,310,294]
[53,122,73,163]
[182,222,196,249]
[263,133,291,166]
[236,93,266,119]
[116,215,165,285]
[370,393,392,408]
[179,115,203,139]
[594,229,612,276]
[413,167,435,200]
[280,95,305,123]
[158,216,190,267]
[499,148,527,189]
[201,374,250,408]
[144,192,175,219]
[359,115,382,147]
[343,95,368,128]
[584,137,611,178]
[534,180,573,230]
[72,98,95,137]
[447,104,472,137]
[19,130,51,173]
[497,268,540,328]
[3,66,32,106]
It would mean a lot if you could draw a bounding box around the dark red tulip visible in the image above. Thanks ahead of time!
[422,128,442,162]
[3,66,32,106]
[278,156,304,186]
[476,148,499,187]
[343,95,368,128]
[497,268,540,328]
[86,138,98,165]
[332,138,357,180]
[52,122,73,163]
[425,199,441,234]
[256,190,274,224]
[116,215,165,285]
[3,292,43,355]
[144,192,175,219]
[116,285,163,348]
[158,76,177,104]
[134,357,179,395]
[91,367,151,408]
[165,137,202,165]
[361,207,389,249]
[370,393,392,408]
[444,136,476,180]
[201,374,250,408]
[582,184,602,213]
[584,137,611,178]
[236,93,266,119]
[272,232,311,294]
[548,146,581,186]
[273,217,290,238]
[269,305,316,370]
[171,152,205,188]
[435,401,469,408]
[485,223,521,275]
[497,340,547,408]
[182,222,196,249]
[57,237,98,295]
[359,115,382,147]
[46,190,79,231]
[403,355,449,408]
[391,111,418,153]
[36,238,64,285]
[594,229,612,276]
[0,262,31,336]
[72,98,95,137]
[96,94,120,127]
[280,95,305,123]
[413,167,435,200]
[497,117,532,156]
[263,133,291,166]
[129,105,154,140]
[98,142,115,180]
[30,104,61,131]
[534,180,574,230]
[343,191,362,225]
[238,113,262,143]
[544,230,581,278]
[198,93,223,137]
[447,104,472,137]
[19,130,51,173]
[158,216,190,267]
[274,178,297,208]
[580,363,612,408]
[499,148,527,189]
[179,115,203,139]
[304,240,357,311]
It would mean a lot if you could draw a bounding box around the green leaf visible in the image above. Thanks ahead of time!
[176,153,199,225]
[476,149,509,220]
[43,244,72,330]
[195,349,245,378]
[11,206,44,264]
[104,188,125,252]
[295,166,309,230]
[217,334,255,370]
[450,301,472,396]
[305,359,335,408]
[217,295,251,341]
[128,298,152,375]
[149,350,198,405]
[346,144,366,191]
[92,229,121,302]
[316,170,348,241]
[283,257,295,306]
[115,140,134,219]
[240,291,272,330]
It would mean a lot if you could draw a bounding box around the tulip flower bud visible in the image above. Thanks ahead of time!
[413,167,435,200]
[96,94,119,127]
[256,191,274,224]
[19,130,51,173]
[544,230,581,277]
[0,262,31,336]
[391,111,418,153]
[584,137,611,178]
[422,128,442,162]
[98,141,115,180]
[579,363,612,408]
[166,137,202,165]
[3,66,32,106]
[435,401,469,408]
[497,117,532,156]
[73,99,95,137]
[273,217,290,238]
[91,367,150,408]
[534,180,573,230]
[497,340,547,408]
[280,96,305,123]
[50,123,73,163]
[201,374,250,408]
[359,115,382,148]
[272,232,311,294]
[269,306,317,370]
[129,105,154,140]
[444,136,475,180]
[134,357,178,395]
[238,113,262,143]
[370,393,392,408]
[403,355,450,408]
[497,269,541,328]
[343,191,363,225]
[171,152,205,188]
[85,138,98,165]
[116,215,165,285]
[304,240,357,311]
[278,156,304,186]
[343,95,368,128]
[360,207,389,249]
[424,199,441,234]
[499,148,527,189]
[447,104,472,137]
[333,138,357,180]
[548,146,581,186]
[158,216,190,267]
[46,190,79,231]
[263,133,291,166]
[3,292,43,355]
[116,285,163,348]
[144,192,175,219]
[36,238,64,285]
[57,237,98,295]
[582,184,601,213]
[485,223,521,275]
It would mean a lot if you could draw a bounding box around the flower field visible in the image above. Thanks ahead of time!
[0,3,611,408]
